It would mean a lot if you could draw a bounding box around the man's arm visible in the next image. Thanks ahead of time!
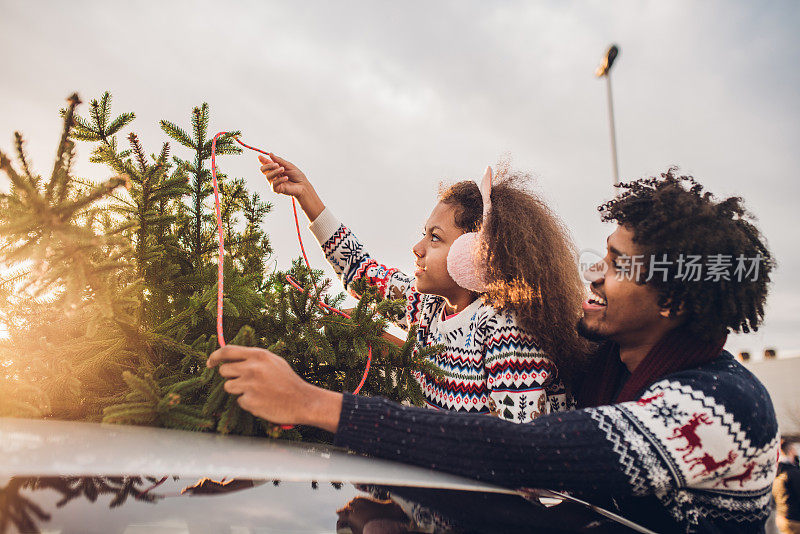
[205,344,631,493]
[334,393,632,493]
[206,345,777,503]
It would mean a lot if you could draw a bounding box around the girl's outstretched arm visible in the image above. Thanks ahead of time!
[308,208,424,331]
[260,153,424,329]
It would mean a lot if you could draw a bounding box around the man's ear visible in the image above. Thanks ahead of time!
[659,300,686,318]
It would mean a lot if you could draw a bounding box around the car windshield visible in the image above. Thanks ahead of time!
[0,474,630,533]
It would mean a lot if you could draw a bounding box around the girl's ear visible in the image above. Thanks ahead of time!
[446,165,494,293]
[447,232,487,293]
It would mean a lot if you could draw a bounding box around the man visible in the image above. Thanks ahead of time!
[207,169,778,533]
[774,439,800,533]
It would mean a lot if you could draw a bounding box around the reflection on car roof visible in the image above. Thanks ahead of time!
[0,418,658,533]
[0,417,512,493]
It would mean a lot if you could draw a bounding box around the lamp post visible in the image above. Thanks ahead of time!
[596,44,620,186]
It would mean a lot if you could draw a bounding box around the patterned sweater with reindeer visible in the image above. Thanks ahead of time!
[309,208,574,423]
[335,351,779,533]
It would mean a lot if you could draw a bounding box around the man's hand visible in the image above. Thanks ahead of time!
[258,153,325,221]
[206,345,342,433]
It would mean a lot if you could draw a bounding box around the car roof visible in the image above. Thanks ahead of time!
[0,417,514,494]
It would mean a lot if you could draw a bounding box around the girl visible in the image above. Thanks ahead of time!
[259,154,589,422]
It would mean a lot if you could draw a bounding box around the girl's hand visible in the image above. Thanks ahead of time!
[258,153,308,198]
[258,153,325,221]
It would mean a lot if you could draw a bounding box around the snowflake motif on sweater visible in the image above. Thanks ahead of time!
[335,352,779,533]
[585,355,779,531]
[309,209,574,422]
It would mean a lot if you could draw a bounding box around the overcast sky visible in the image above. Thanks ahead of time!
[1,0,798,358]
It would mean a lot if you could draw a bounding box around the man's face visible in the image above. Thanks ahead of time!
[411,201,466,299]
[578,225,667,346]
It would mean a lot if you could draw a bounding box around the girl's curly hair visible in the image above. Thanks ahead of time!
[598,167,774,340]
[439,165,593,383]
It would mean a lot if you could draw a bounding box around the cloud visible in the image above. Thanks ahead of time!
[1,0,798,354]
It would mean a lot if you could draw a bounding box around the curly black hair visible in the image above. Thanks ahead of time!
[440,167,594,382]
[598,167,774,341]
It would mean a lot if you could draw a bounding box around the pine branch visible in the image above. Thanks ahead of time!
[191,104,209,148]
[13,132,36,184]
[98,92,111,132]
[159,120,194,148]
[121,371,160,402]
[0,145,42,209]
[105,112,135,137]
[128,132,148,172]
[46,92,81,205]
[69,113,102,141]
[54,175,128,221]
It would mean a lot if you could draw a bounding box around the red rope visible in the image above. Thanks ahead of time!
[210,132,372,400]
[210,133,228,346]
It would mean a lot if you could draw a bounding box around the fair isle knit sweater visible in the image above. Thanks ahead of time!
[309,208,574,423]
[334,351,779,533]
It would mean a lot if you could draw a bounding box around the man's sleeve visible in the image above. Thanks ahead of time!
[309,208,424,330]
[335,378,778,500]
[335,392,633,494]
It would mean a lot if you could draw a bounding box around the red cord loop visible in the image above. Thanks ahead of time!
[210,132,372,404]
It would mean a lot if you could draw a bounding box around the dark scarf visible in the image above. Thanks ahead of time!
[577,327,727,408]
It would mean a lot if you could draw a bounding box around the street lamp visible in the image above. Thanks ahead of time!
[596,44,620,186]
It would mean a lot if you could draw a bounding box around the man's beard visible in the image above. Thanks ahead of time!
[576,318,608,342]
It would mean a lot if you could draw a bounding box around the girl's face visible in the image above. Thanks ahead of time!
[412,202,472,304]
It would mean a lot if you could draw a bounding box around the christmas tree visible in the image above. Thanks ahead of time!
[0,92,439,440]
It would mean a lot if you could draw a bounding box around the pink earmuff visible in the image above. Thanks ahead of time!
[446,166,493,293]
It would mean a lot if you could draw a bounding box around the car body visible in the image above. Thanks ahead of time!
[0,417,653,533]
